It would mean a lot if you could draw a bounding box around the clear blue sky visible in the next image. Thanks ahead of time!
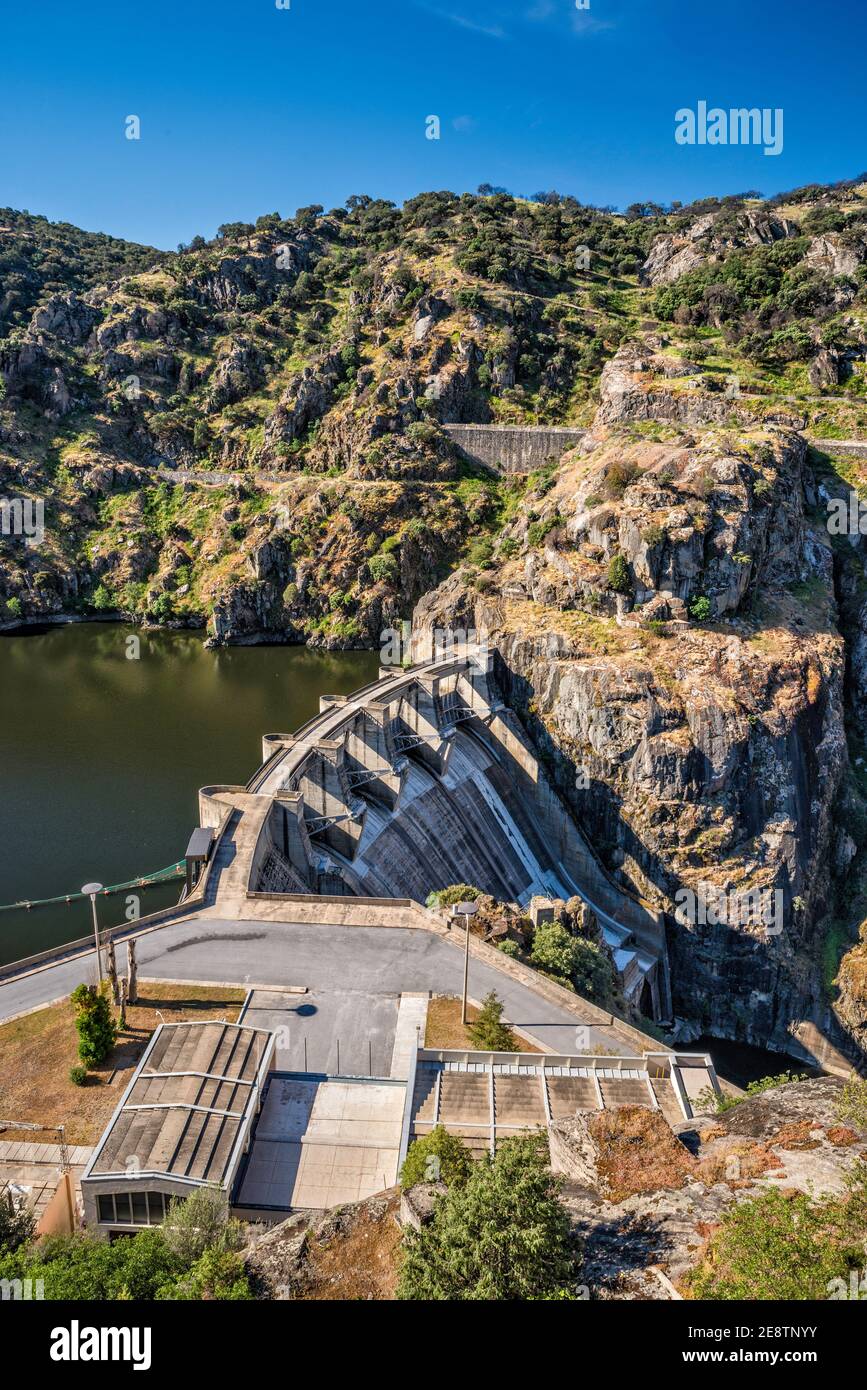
[2,0,865,249]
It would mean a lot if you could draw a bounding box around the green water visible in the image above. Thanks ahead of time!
[0,623,378,965]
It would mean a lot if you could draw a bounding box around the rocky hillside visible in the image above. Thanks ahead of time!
[242,1077,867,1301]
[2,179,866,648]
[3,177,867,1057]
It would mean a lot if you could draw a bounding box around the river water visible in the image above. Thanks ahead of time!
[0,623,378,966]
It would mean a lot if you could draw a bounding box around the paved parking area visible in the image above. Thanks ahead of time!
[238,985,399,1077]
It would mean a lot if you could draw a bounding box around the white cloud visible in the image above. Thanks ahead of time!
[418,5,507,39]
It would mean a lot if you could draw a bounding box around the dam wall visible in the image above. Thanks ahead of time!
[236,650,669,1018]
[443,424,587,475]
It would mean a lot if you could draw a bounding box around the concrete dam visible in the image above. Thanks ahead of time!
[443,424,587,475]
[197,651,670,1020]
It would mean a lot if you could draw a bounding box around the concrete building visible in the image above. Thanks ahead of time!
[80,1020,274,1238]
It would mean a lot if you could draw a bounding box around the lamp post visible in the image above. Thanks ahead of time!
[452,900,479,1025]
[81,882,104,984]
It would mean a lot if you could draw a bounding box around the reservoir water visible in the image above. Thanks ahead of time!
[0,623,378,966]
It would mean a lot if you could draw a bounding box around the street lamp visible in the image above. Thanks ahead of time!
[452,900,479,1025]
[81,882,104,984]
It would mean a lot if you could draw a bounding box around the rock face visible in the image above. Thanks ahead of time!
[805,233,866,279]
[594,343,757,430]
[640,209,799,287]
[243,1188,401,1300]
[558,1078,867,1296]
[414,395,852,1054]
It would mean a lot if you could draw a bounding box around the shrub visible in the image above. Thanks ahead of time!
[604,458,638,497]
[835,1077,867,1130]
[368,553,398,584]
[689,594,712,622]
[90,584,114,611]
[69,1065,88,1087]
[71,983,117,1067]
[398,1134,581,1300]
[426,884,482,911]
[468,991,517,1051]
[0,1193,35,1256]
[498,939,520,958]
[686,1184,863,1300]
[526,514,563,548]
[642,523,667,547]
[606,553,632,594]
[400,1126,473,1190]
[162,1187,242,1268]
[406,420,438,446]
[530,920,579,981]
[159,1247,253,1301]
[467,537,494,568]
[0,1229,179,1300]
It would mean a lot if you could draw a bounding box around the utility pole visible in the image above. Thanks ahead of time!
[452,901,479,1025]
[81,883,104,985]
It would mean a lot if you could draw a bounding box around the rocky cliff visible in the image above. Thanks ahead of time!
[413,340,864,1055]
[3,179,867,1057]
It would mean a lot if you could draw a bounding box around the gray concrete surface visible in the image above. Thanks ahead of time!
[0,916,634,1055]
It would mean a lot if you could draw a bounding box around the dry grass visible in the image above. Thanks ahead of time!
[0,983,245,1146]
[424,996,542,1053]
[590,1105,698,1201]
[299,1189,403,1301]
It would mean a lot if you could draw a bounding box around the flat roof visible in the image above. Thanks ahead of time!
[82,1020,273,1189]
[185,827,214,860]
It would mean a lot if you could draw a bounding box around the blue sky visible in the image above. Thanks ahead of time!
[2,0,865,249]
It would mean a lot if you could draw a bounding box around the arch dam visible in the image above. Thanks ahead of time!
[197,649,671,1021]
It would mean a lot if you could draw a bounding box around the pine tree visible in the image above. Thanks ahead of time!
[468,990,517,1051]
[398,1134,581,1300]
[71,983,117,1066]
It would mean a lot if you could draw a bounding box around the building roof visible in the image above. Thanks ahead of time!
[82,1020,273,1189]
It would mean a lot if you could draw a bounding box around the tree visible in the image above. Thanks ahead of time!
[398,1134,581,1300]
[71,983,117,1067]
[425,883,482,911]
[530,920,579,981]
[0,1229,179,1300]
[159,1247,253,1301]
[468,991,517,1051]
[606,553,632,594]
[0,1192,35,1255]
[162,1186,242,1267]
[400,1127,472,1190]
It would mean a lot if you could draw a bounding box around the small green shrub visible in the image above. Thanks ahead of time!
[468,990,518,1051]
[606,553,632,594]
[69,1065,89,1087]
[426,884,482,911]
[689,594,712,622]
[368,553,399,583]
[400,1126,473,1190]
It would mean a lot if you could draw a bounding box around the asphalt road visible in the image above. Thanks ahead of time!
[0,917,635,1057]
